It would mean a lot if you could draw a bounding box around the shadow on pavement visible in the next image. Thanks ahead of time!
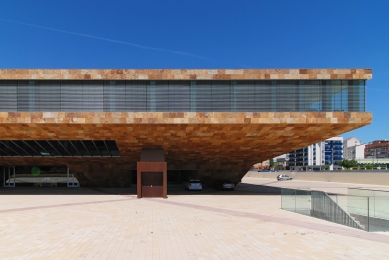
[0,182,281,196]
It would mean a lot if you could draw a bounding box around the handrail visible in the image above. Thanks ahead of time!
[311,190,364,230]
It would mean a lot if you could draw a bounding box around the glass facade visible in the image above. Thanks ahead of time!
[324,140,343,165]
[288,138,343,168]
[0,80,365,112]
[0,140,120,157]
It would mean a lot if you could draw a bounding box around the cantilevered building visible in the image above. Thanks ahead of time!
[0,69,372,192]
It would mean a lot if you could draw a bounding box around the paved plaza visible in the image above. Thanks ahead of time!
[1,176,389,259]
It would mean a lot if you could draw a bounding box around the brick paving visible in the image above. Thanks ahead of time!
[1,178,389,259]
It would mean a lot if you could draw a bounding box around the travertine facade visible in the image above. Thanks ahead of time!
[0,69,372,80]
[0,69,372,187]
[0,112,371,186]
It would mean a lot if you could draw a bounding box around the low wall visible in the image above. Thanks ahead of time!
[245,170,389,186]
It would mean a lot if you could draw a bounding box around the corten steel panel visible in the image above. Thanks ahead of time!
[141,186,163,198]
[0,112,371,187]
[0,69,372,80]
[137,162,167,198]
[141,172,163,198]
[141,172,163,186]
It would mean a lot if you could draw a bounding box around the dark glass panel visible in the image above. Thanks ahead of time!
[50,141,73,156]
[64,140,85,156]
[0,146,12,156]
[35,141,62,156]
[105,140,120,156]
[94,140,111,156]
[1,141,29,156]
[82,140,100,156]
[24,141,51,156]
[13,141,40,156]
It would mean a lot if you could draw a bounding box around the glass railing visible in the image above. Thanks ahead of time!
[281,188,311,216]
[282,188,389,232]
[348,188,389,231]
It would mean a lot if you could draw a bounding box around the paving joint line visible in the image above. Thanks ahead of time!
[0,197,135,214]
[148,198,389,245]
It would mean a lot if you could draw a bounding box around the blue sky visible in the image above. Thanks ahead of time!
[0,0,388,144]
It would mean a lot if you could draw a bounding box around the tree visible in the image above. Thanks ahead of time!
[337,160,344,168]
[337,159,358,170]
[270,158,274,168]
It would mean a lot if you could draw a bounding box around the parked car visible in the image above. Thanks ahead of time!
[214,180,234,190]
[259,169,279,172]
[277,174,292,181]
[185,180,202,191]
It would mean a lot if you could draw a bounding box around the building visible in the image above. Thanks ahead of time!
[355,144,366,160]
[355,158,389,168]
[344,137,362,160]
[273,154,288,170]
[365,140,389,159]
[288,136,344,170]
[0,69,372,191]
[254,160,270,171]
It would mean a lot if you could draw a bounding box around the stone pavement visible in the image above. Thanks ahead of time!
[1,178,389,259]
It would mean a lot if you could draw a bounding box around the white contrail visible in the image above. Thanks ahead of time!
[366,87,389,93]
[0,18,218,62]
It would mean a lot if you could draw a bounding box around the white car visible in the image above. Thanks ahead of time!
[277,174,293,181]
[185,180,202,191]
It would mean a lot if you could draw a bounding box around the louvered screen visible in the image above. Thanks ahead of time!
[61,80,83,111]
[234,81,255,112]
[17,81,34,111]
[212,81,232,112]
[0,81,17,111]
[194,81,212,112]
[0,80,366,112]
[276,81,298,112]
[126,81,147,111]
[255,81,273,112]
[169,81,190,111]
[300,81,321,111]
[82,81,103,111]
[103,81,126,112]
[152,81,169,112]
[34,81,61,111]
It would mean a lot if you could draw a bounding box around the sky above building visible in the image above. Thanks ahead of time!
[0,1,388,144]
